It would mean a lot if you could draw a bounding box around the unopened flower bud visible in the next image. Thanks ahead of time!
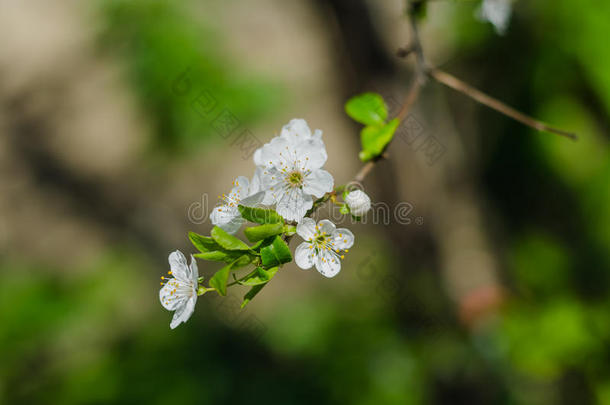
[345,190,371,216]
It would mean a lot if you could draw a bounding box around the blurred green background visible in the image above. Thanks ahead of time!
[1,0,609,404]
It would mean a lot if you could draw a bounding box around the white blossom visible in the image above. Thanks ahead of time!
[294,218,354,278]
[254,119,333,222]
[345,189,371,216]
[160,250,199,329]
[477,0,512,35]
[210,168,266,234]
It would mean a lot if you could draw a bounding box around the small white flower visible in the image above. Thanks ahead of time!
[254,119,333,222]
[210,168,266,234]
[160,250,199,329]
[344,189,371,216]
[477,0,512,35]
[294,218,354,278]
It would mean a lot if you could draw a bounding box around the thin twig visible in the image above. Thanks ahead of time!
[427,68,577,140]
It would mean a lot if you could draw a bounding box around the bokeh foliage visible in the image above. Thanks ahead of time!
[1,1,609,404]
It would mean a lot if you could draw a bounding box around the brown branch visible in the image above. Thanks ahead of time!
[427,68,577,140]
[353,8,576,186]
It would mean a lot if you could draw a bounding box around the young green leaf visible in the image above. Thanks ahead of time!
[194,251,230,262]
[238,205,283,224]
[241,284,265,308]
[244,223,284,243]
[238,266,279,286]
[189,231,222,252]
[209,262,232,296]
[283,224,297,236]
[345,93,388,127]
[211,226,251,251]
[195,251,253,267]
[359,118,400,162]
[260,236,293,267]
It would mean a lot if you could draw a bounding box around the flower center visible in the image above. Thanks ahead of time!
[287,171,304,188]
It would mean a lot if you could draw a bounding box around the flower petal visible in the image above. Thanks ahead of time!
[189,255,199,285]
[280,118,312,143]
[253,147,263,166]
[160,278,187,311]
[295,242,315,269]
[170,296,196,329]
[315,249,341,278]
[276,189,313,222]
[210,205,238,226]
[317,219,336,235]
[249,167,265,194]
[297,138,327,171]
[240,191,265,208]
[303,169,333,198]
[231,176,250,201]
[332,228,354,250]
[259,137,291,169]
[219,215,246,235]
[168,250,189,281]
[296,217,317,240]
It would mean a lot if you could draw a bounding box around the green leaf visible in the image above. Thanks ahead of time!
[209,262,232,296]
[244,223,284,243]
[241,284,266,308]
[189,231,222,252]
[195,251,253,267]
[359,118,400,162]
[340,204,350,215]
[211,226,251,251]
[238,266,279,286]
[345,92,388,126]
[233,254,254,268]
[238,205,283,224]
[194,251,230,262]
[260,236,293,267]
[283,224,297,236]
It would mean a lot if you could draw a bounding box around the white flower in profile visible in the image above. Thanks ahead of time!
[477,0,512,35]
[344,189,371,216]
[294,218,354,278]
[159,250,199,329]
[254,119,333,222]
[210,168,266,234]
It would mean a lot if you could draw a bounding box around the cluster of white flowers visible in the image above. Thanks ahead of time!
[212,119,334,225]
[161,119,371,328]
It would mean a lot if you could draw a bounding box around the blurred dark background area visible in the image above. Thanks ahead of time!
[1,0,609,404]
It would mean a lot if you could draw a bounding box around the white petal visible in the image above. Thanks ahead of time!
[315,249,341,278]
[280,118,311,143]
[210,205,238,226]
[241,191,265,208]
[160,278,187,311]
[189,255,199,284]
[253,147,263,166]
[294,242,315,269]
[276,189,313,222]
[168,250,189,281]
[312,129,322,142]
[296,217,317,240]
[302,169,333,198]
[219,216,246,235]
[332,228,354,250]
[170,296,196,329]
[231,176,250,200]
[249,167,265,194]
[259,137,291,169]
[317,219,336,235]
[297,138,327,171]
